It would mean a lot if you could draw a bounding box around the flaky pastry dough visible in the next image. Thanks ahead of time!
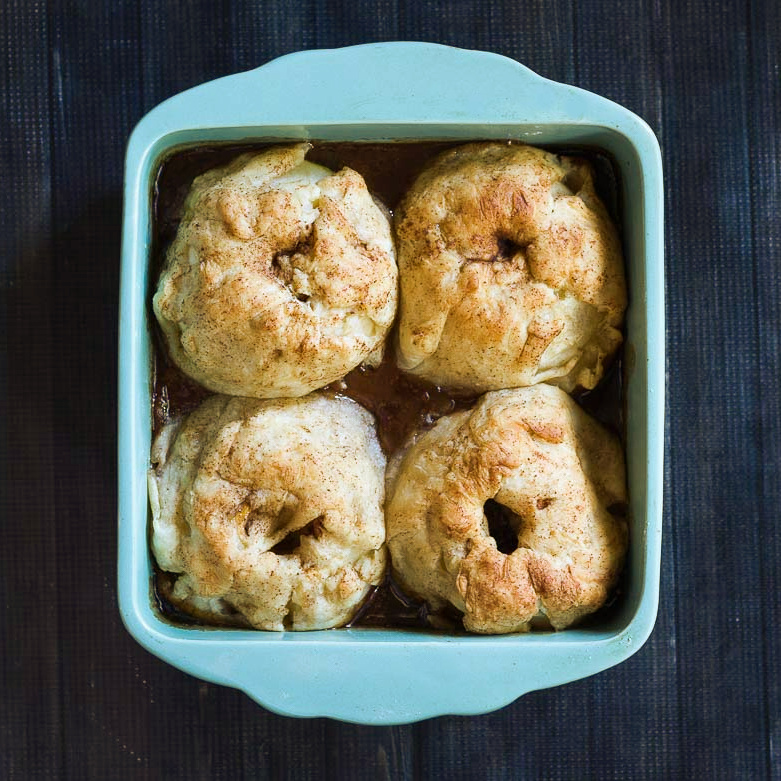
[154,143,397,398]
[394,142,626,393]
[149,394,387,631]
[386,385,627,633]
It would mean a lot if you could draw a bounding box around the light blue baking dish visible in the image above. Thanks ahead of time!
[118,42,664,724]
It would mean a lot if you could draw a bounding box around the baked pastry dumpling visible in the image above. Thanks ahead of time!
[386,385,627,634]
[149,393,387,630]
[394,142,626,393]
[154,143,398,398]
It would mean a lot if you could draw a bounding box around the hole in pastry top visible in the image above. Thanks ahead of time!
[466,235,524,264]
[495,235,522,261]
[271,240,315,303]
[483,498,522,555]
[269,515,325,556]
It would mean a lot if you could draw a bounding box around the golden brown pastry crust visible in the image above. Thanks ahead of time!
[385,385,627,633]
[149,393,387,631]
[154,143,398,398]
[394,142,626,393]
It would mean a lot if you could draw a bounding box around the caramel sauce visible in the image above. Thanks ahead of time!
[149,140,625,631]
[326,350,477,457]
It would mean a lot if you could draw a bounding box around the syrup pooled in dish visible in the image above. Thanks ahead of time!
[150,141,627,633]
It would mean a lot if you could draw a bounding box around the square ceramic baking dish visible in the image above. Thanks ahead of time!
[118,42,664,724]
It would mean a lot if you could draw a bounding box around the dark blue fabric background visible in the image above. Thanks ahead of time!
[1,1,778,778]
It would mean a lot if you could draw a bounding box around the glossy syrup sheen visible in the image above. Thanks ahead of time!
[149,140,626,631]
